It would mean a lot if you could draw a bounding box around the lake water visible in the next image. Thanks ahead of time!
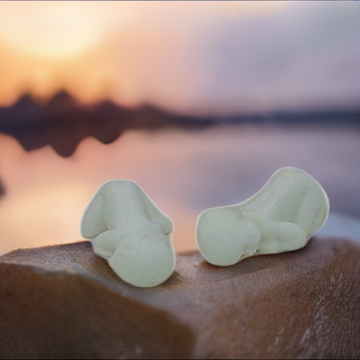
[1,124,359,255]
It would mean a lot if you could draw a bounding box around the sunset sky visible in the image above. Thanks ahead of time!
[0,1,359,115]
[0,2,360,256]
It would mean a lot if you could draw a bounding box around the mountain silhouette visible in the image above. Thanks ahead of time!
[0,94,42,126]
[0,91,359,157]
[43,90,78,116]
[0,178,5,198]
[0,91,212,157]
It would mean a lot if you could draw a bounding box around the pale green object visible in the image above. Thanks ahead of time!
[196,167,330,266]
[81,180,175,288]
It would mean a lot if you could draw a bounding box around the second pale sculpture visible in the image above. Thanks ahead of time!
[196,167,330,266]
[81,180,175,287]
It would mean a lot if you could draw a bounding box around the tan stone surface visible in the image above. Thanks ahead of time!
[0,237,359,359]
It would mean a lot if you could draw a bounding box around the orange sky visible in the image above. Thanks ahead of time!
[0,2,288,107]
[0,2,129,106]
[2,2,358,115]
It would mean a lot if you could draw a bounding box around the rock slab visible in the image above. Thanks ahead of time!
[0,237,360,359]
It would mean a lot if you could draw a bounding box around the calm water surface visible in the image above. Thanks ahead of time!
[1,124,359,255]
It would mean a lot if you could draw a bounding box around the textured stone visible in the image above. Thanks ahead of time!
[1,237,359,359]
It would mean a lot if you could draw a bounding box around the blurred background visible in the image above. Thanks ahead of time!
[0,1,359,256]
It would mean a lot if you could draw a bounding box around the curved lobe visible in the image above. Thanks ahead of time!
[81,180,175,287]
[196,167,330,266]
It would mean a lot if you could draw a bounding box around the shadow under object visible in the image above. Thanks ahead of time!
[0,238,359,359]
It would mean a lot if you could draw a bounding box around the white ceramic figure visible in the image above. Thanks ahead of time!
[196,167,330,266]
[81,180,175,287]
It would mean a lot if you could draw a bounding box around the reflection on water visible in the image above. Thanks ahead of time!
[1,124,360,255]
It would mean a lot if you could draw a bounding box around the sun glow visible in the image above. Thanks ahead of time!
[0,1,289,107]
[0,2,128,59]
[0,2,358,113]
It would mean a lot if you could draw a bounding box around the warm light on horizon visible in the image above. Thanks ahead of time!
[0,1,359,115]
[0,2,288,108]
